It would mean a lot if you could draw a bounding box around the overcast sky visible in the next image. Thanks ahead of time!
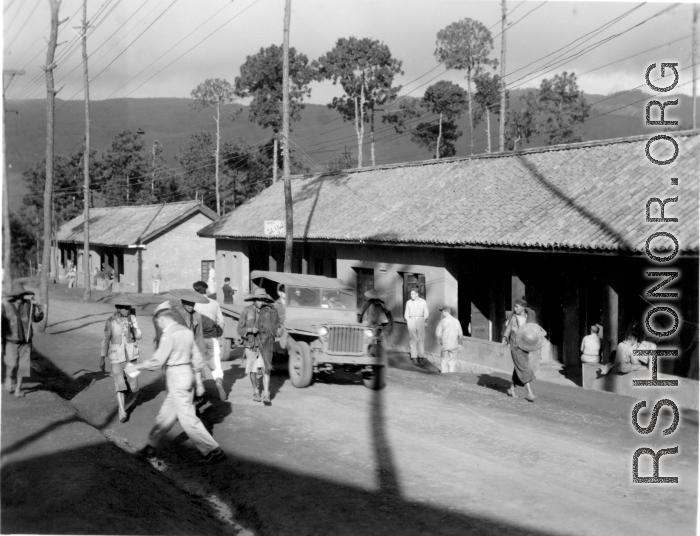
[2,0,696,104]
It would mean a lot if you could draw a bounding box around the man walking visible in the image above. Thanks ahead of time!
[580,325,602,364]
[152,264,162,296]
[238,288,281,405]
[404,287,429,367]
[222,277,235,304]
[435,305,463,373]
[2,282,44,398]
[126,302,225,464]
[192,281,226,400]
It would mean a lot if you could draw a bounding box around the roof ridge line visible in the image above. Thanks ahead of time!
[92,200,200,210]
[289,129,700,180]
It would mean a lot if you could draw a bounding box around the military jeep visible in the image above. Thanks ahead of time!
[220,270,387,390]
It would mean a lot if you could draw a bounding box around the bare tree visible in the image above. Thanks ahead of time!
[190,78,239,215]
[38,0,63,331]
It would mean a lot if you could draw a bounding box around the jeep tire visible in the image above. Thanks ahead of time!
[289,341,313,388]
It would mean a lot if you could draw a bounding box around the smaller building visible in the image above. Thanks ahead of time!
[56,200,219,293]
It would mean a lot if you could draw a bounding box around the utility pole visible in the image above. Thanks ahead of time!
[38,0,63,332]
[498,0,507,152]
[80,0,91,300]
[282,0,293,273]
[693,4,698,130]
[3,69,24,288]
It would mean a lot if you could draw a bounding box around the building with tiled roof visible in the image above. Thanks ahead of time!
[200,132,699,381]
[57,200,219,293]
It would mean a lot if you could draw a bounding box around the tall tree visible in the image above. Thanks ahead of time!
[234,44,314,182]
[505,91,538,151]
[99,130,148,205]
[435,18,498,155]
[315,37,403,167]
[38,0,61,331]
[175,132,217,209]
[190,78,240,215]
[411,120,463,159]
[474,72,505,153]
[420,81,467,159]
[536,72,590,145]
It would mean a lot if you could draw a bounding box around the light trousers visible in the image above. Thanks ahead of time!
[152,279,160,294]
[441,348,458,373]
[4,342,31,381]
[147,366,219,455]
[203,338,224,380]
[407,318,426,358]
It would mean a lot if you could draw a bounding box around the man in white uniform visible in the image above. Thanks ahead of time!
[435,305,463,373]
[404,287,429,367]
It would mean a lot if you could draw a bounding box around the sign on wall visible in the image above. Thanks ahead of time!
[264,220,286,237]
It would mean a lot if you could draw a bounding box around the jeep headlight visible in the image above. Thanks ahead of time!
[364,328,375,338]
[318,327,329,336]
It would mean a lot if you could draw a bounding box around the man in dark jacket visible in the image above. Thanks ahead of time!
[237,288,281,406]
[2,282,44,398]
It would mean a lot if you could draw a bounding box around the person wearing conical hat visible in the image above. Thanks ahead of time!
[100,294,142,422]
[2,282,44,398]
[237,288,281,405]
[192,281,227,401]
[499,298,541,402]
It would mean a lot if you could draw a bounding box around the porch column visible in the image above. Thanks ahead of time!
[561,271,582,367]
[113,251,120,292]
[268,241,277,272]
[301,243,310,275]
[602,284,619,364]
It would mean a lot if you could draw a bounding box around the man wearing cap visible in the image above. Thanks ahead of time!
[435,305,463,373]
[2,282,44,398]
[404,287,429,367]
[126,302,225,465]
[100,294,142,422]
[237,288,281,405]
[192,281,226,400]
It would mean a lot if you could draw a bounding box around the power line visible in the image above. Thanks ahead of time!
[4,0,42,55]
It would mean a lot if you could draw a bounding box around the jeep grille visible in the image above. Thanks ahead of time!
[327,326,364,355]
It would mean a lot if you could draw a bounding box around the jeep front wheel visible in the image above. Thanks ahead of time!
[288,341,313,388]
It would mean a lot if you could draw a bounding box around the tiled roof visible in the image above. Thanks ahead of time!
[58,200,218,246]
[199,132,699,255]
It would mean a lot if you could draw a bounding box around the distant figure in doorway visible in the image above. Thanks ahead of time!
[500,298,542,402]
[361,289,394,336]
[580,325,602,363]
[193,281,226,400]
[152,264,162,296]
[405,287,429,367]
[598,321,653,376]
[207,267,216,296]
[100,295,141,423]
[2,282,44,398]
[222,277,235,304]
[436,305,463,373]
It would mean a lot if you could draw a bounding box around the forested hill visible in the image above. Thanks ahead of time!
[5,89,695,207]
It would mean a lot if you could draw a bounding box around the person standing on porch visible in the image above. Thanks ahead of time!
[151,264,162,296]
[436,305,463,373]
[499,298,538,402]
[580,325,602,363]
[2,282,44,398]
[405,287,429,367]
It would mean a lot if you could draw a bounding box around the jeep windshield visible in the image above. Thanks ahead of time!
[287,286,355,310]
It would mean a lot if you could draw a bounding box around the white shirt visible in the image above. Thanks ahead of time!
[405,297,429,321]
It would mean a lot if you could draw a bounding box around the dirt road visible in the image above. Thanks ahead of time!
[8,291,699,535]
